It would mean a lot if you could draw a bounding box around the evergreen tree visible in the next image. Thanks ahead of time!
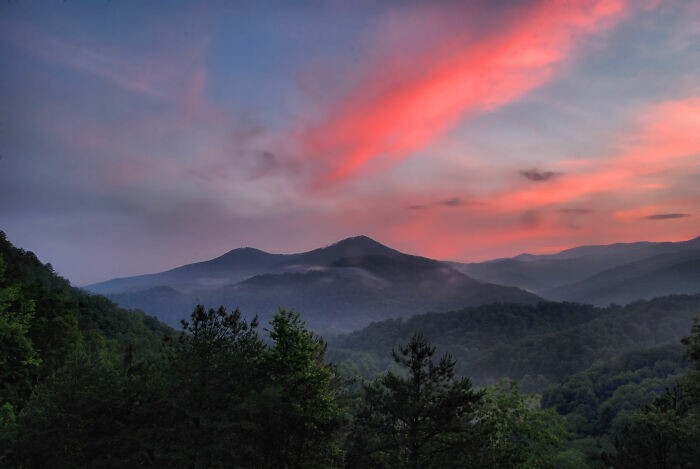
[150,305,265,467]
[347,333,482,468]
[260,309,345,468]
[8,336,144,468]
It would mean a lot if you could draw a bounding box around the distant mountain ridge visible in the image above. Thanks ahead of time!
[329,294,700,391]
[86,234,700,331]
[452,235,700,305]
[85,236,540,331]
[87,236,400,294]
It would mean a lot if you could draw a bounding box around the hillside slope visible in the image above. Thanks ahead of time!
[91,236,541,331]
[453,236,700,301]
[329,295,700,390]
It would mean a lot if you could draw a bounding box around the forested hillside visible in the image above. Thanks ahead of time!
[0,233,569,467]
[2,231,699,467]
[0,230,172,408]
[330,296,700,390]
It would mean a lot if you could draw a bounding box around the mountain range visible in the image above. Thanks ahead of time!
[328,294,700,391]
[85,234,700,332]
[86,236,539,331]
[452,236,700,305]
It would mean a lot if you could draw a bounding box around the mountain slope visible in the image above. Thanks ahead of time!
[0,230,173,412]
[329,294,700,391]
[88,236,541,331]
[86,247,291,294]
[85,235,408,295]
[453,236,700,298]
[222,254,539,330]
[544,249,700,305]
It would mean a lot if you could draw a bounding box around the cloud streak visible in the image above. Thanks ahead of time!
[299,0,634,187]
[645,213,690,220]
[407,196,481,210]
[556,208,594,214]
[490,96,700,213]
[520,169,561,182]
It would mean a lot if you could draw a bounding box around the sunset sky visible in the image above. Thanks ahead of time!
[1,0,699,285]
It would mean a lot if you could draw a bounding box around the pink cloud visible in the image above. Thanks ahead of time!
[306,93,699,262]
[297,0,636,187]
[491,96,700,212]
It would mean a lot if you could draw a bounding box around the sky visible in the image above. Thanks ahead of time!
[1,0,699,285]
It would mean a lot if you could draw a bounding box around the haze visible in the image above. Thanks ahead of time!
[1,0,698,285]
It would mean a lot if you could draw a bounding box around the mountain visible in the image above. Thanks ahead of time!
[544,249,700,304]
[329,294,700,391]
[86,236,540,332]
[87,236,404,295]
[0,230,172,395]
[452,236,700,303]
[86,247,291,294]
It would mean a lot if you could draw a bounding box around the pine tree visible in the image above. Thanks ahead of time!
[260,309,345,468]
[348,333,482,468]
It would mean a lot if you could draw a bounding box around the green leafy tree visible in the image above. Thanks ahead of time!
[0,252,41,465]
[8,340,142,468]
[347,333,482,468]
[680,317,700,408]
[260,309,346,468]
[611,319,700,467]
[610,388,693,468]
[0,255,41,410]
[473,381,569,468]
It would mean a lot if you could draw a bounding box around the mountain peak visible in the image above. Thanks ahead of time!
[290,235,403,266]
[329,235,386,249]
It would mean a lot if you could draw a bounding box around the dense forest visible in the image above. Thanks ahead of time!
[1,231,699,467]
[329,297,700,391]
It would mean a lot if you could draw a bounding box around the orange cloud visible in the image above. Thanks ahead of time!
[301,0,633,187]
[491,96,700,212]
[324,94,699,262]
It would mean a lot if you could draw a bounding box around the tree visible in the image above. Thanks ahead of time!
[347,333,482,468]
[610,388,693,468]
[0,255,40,412]
[8,342,143,468]
[473,381,569,468]
[680,317,700,408]
[150,305,265,467]
[259,309,345,468]
[611,318,700,467]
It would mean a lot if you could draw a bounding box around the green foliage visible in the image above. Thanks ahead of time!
[681,317,700,364]
[609,318,700,467]
[680,317,700,410]
[542,318,700,467]
[609,388,697,468]
[347,333,483,468]
[260,309,346,467]
[9,345,144,468]
[473,382,569,468]
[540,345,687,464]
[144,305,266,467]
[332,296,700,391]
[2,230,698,468]
[0,231,172,464]
[0,282,40,408]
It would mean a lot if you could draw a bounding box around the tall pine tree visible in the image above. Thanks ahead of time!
[348,333,482,468]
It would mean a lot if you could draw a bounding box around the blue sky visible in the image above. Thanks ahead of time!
[1,0,699,284]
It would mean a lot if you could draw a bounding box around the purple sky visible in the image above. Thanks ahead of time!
[1,0,699,285]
